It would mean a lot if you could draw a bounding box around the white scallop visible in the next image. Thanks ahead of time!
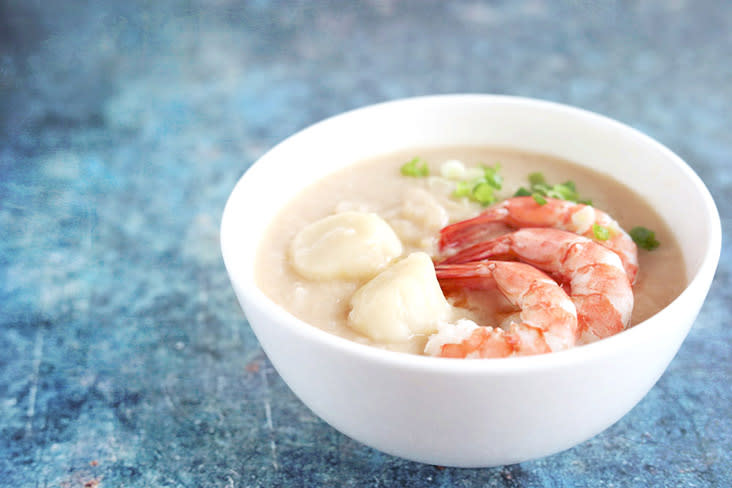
[290,211,403,280]
[348,252,451,343]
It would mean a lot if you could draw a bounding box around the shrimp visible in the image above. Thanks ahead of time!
[439,228,634,341]
[439,197,639,284]
[428,261,578,358]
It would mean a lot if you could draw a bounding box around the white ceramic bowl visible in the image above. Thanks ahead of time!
[220,95,721,467]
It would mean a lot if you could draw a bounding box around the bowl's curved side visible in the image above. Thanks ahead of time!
[237,285,706,467]
[220,94,722,467]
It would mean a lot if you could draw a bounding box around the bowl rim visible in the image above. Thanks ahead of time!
[221,93,722,375]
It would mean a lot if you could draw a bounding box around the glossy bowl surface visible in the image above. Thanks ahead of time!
[220,95,721,467]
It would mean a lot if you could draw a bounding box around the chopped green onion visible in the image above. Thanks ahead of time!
[472,182,497,205]
[481,164,503,190]
[532,193,547,205]
[630,226,660,250]
[440,159,466,180]
[400,157,429,177]
[450,163,504,206]
[528,172,546,186]
[519,173,588,204]
[452,181,473,198]
[592,224,610,241]
[562,180,576,192]
[548,182,580,201]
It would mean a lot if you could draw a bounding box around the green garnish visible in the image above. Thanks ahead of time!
[472,182,496,205]
[548,181,579,201]
[630,226,660,250]
[482,164,503,190]
[400,157,430,177]
[592,224,610,241]
[453,181,473,198]
[451,163,503,206]
[562,180,576,192]
[517,172,589,204]
[528,172,546,186]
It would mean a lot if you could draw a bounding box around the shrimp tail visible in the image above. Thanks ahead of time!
[439,207,507,253]
[438,237,514,265]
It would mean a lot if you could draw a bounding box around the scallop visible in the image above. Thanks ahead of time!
[290,211,403,280]
[348,252,451,343]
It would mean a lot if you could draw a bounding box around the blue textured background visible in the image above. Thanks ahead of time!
[1,1,730,486]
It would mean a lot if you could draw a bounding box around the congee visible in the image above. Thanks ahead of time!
[256,147,685,357]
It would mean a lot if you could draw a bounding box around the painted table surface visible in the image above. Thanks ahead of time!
[1,1,730,486]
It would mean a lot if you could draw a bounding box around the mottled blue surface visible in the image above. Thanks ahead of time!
[1,1,730,486]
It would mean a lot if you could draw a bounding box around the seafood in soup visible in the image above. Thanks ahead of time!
[255,147,686,357]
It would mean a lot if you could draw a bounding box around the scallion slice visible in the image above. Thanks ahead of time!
[630,226,660,250]
[400,157,429,177]
[592,224,610,241]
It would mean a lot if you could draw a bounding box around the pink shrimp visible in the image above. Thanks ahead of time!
[439,197,639,284]
[428,261,578,358]
[439,228,634,341]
